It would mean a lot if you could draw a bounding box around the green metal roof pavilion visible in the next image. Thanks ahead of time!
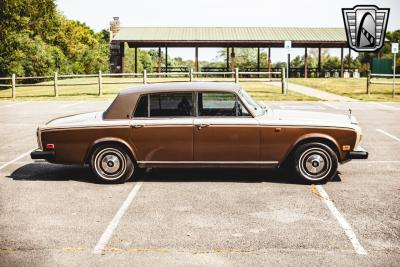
[109,23,351,76]
[111,27,347,47]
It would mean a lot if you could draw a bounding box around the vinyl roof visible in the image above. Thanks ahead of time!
[119,82,242,95]
[111,27,348,47]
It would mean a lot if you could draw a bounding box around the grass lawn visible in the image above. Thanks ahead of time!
[290,78,400,101]
[0,77,318,101]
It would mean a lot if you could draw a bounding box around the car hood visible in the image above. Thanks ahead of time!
[260,109,359,130]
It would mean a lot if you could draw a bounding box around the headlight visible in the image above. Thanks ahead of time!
[355,129,363,148]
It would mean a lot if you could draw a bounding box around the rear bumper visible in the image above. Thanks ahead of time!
[30,149,55,160]
[348,146,368,159]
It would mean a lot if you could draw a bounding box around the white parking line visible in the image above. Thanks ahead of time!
[60,101,86,109]
[315,185,367,255]
[318,101,339,110]
[0,149,33,171]
[376,129,400,143]
[93,181,143,254]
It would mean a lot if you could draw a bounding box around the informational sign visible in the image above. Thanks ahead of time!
[284,41,291,95]
[392,43,399,53]
[284,40,292,54]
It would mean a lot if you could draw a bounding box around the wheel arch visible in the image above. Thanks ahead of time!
[85,138,138,164]
[281,134,342,167]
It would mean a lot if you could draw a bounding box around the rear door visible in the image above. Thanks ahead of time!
[193,91,260,162]
[130,92,194,162]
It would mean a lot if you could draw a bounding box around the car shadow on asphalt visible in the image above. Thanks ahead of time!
[7,162,342,185]
[7,162,98,184]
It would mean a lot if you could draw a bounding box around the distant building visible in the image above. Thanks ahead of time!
[109,17,353,77]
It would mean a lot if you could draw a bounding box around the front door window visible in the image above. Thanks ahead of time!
[198,92,251,117]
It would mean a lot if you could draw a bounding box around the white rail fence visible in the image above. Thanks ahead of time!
[0,68,285,98]
[367,71,399,97]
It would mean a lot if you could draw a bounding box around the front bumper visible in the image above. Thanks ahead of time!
[30,149,55,160]
[348,146,368,159]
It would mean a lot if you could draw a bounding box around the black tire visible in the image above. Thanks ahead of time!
[293,142,338,184]
[90,144,135,184]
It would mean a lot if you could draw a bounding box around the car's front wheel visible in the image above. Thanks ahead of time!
[90,145,135,184]
[293,142,338,184]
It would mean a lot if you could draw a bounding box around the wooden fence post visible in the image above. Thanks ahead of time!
[11,74,16,99]
[98,70,103,96]
[235,67,239,83]
[143,69,147,84]
[366,70,370,95]
[281,68,285,94]
[54,72,58,97]
[189,68,193,82]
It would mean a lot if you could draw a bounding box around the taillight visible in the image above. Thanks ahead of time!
[46,144,55,149]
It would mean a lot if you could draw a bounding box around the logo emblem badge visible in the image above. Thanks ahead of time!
[342,5,390,52]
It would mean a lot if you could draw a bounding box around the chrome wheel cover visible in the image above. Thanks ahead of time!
[298,148,332,181]
[94,148,127,180]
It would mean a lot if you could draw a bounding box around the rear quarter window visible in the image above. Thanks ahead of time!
[133,95,148,117]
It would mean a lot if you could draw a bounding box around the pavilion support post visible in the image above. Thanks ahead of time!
[134,47,138,75]
[257,48,261,78]
[340,47,344,78]
[268,47,271,79]
[304,48,308,78]
[165,47,168,73]
[318,46,322,78]
[157,47,161,74]
[195,47,199,76]
[231,47,236,78]
[348,48,352,73]
[226,47,230,71]
[120,42,125,74]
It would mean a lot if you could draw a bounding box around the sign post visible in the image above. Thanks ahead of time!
[392,43,398,98]
[284,41,291,95]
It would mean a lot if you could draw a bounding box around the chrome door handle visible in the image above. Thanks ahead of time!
[131,124,144,128]
[195,124,210,129]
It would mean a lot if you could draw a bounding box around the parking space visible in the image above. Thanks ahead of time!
[0,100,399,266]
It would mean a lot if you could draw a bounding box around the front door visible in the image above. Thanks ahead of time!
[194,91,259,162]
[130,92,194,162]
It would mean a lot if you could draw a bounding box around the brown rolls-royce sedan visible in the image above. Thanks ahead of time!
[31,82,367,184]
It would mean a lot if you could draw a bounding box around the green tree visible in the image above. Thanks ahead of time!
[0,0,109,77]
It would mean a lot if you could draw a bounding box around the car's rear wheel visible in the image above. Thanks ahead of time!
[293,142,338,184]
[90,145,135,184]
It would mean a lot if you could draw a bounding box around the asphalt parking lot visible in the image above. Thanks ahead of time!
[0,100,399,266]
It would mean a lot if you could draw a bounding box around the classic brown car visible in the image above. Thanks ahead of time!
[31,82,367,184]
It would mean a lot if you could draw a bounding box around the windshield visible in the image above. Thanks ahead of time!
[239,88,266,116]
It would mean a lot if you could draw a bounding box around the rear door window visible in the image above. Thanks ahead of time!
[149,92,193,117]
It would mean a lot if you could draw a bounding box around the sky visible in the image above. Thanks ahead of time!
[56,0,400,62]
